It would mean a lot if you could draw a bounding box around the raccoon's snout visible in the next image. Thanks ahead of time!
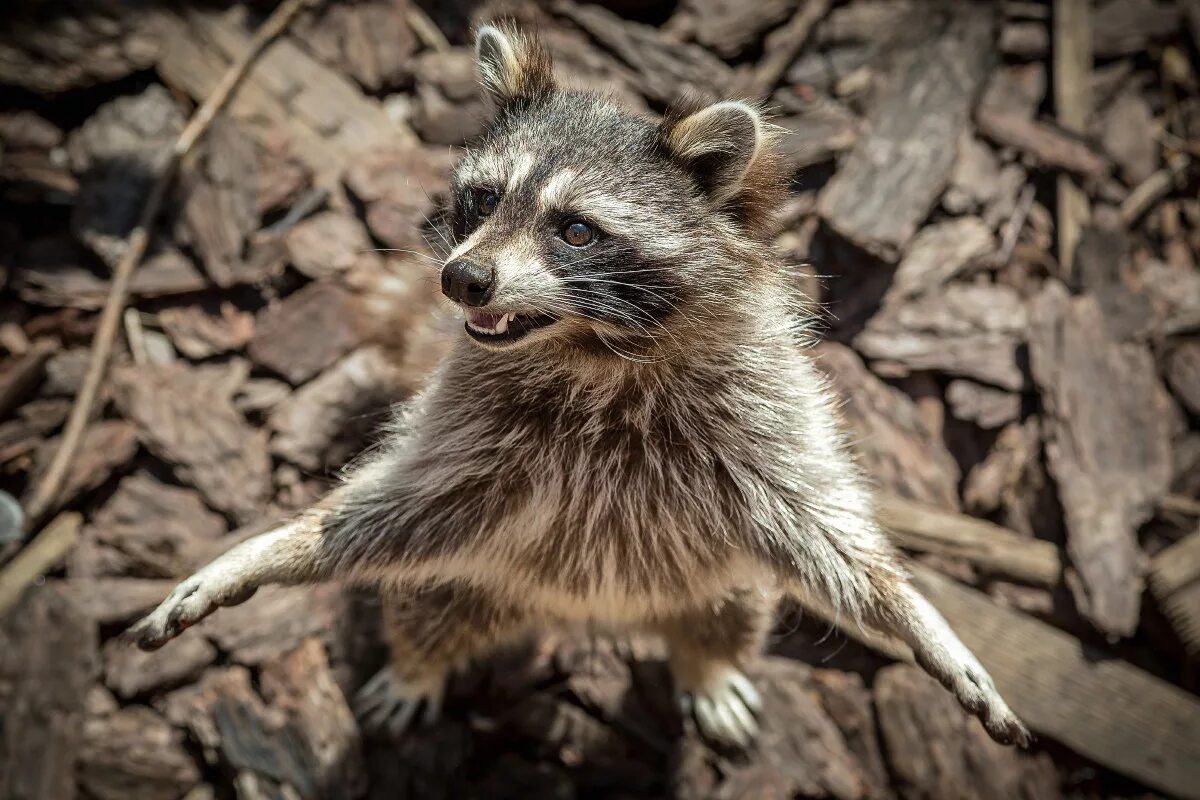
[441,260,495,307]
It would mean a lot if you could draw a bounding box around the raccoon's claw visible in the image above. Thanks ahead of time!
[680,667,762,750]
[124,569,257,651]
[354,667,446,737]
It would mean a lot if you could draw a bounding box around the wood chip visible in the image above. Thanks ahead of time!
[1148,530,1200,655]
[66,84,185,268]
[157,643,364,798]
[815,342,960,510]
[554,1,733,105]
[284,210,380,281]
[856,283,1029,391]
[875,664,1061,800]
[343,146,456,253]
[945,379,1021,430]
[79,704,201,800]
[198,584,344,666]
[678,0,800,59]
[159,303,255,360]
[25,421,139,512]
[1167,340,1200,416]
[103,635,218,701]
[71,471,228,579]
[816,3,995,259]
[883,217,994,303]
[1029,283,1174,637]
[0,2,160,93]
[0,583,98,800]
[112,362,271,523]
[248,281,368,385]
[291,0,417,93]
[270,346,398,472]
[69,577,178,625]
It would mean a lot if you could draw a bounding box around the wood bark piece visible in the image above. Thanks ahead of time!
[155,5,415,192]
[963,418,1060,540]
[158,643,364,799]
[882,217,993,303]
[72,472,228,579]
[1148,530,1200,655]
[14,239,207,310]
[1029,284,1174,637]
[0,338,54,420]
[78,705,201,800]
[181,118,260,287]
[0,582,98,800]
[815,343,960,510]
[343,146,457,253]
[975,108,1109,180]
[198,584,344,666]
[808,670,891,800]
[675,0,799,58]
[1101,92,1158,186]
[0,1,160,93]
[772,95,860,170]
[0,512,81,616]
[817,3,995,259]
[874,664,1061,800]
[856,283,1029,391]
[159,303,255,360]
[291,0,417,93]
[554,1,733,105]
[112,362,271,523]
[944,379,1020,430]
[284,209,380,281]
[67,84,185,269]
[270,346,399,472]
[25,421,139,513]
[411,49,491,146]
[69,577,178,624]
[1166,340,1200,416]
[249,281,368,385]
[877,494,1062,587]
[732,0,832,99]
[714,659,874,800]
[1069,224,1155,342]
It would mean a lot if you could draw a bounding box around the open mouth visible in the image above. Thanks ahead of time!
[464,309,557,344]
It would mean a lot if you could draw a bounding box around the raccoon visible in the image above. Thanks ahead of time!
[128,25,1029,749]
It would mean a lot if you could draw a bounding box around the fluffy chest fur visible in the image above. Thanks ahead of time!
[365,337,814,620]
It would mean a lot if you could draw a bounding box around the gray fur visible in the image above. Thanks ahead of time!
[128,25,1029,748]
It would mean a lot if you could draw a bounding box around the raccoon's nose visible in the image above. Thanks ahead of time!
[440,259,495,307]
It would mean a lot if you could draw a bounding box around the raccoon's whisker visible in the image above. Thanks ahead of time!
[362,248,443,267]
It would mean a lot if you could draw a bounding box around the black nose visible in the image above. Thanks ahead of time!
[440,259,495,306]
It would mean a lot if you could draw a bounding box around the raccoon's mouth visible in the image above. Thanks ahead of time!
[464,309,557,344]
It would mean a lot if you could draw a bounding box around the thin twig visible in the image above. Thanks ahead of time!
[0,512,81,617]
[22,0,315,531]
[406,6,451,52]
[992,183,1036,268]
[1120,155,1192,226]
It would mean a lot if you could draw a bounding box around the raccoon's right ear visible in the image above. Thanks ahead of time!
[475,24,556,106]
[661,100,765,202]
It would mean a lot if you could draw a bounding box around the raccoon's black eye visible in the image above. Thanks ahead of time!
[477,190,499,217]
[561,221,594,247]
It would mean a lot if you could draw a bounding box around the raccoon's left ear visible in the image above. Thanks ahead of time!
[475,24,556,106]
[661,101,765,202]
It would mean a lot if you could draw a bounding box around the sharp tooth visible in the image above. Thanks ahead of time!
[495,314,509,334]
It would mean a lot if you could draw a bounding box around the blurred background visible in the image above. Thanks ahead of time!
[1,0,1198,798]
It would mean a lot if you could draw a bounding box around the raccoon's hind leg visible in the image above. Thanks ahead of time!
[653,588,776,749]
[355,583,531,736]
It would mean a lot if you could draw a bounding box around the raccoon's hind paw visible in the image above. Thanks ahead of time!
[679,667,762,750]
[354,667,446,737]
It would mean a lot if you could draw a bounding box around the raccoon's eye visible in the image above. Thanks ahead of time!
[477,190,499,217]
[561,221,594,247]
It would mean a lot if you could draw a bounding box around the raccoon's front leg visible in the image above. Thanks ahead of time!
[355,584,531,736]
[126,517,326,650]
[654,588,776,749]
[777,508,1031,746]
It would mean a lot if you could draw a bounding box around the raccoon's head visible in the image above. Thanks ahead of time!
[440,25,785,355]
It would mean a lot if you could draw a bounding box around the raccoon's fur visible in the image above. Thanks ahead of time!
[129,25,1030,749]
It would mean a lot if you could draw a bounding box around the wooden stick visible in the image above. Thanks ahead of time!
[1120,155,1191,225]
[406,6,450,52]
[877,494,1063,587]
[1053,0,1091,276]
[21,0,315,531]
[0,512,81,617]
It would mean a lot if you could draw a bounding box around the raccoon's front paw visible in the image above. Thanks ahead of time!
[125,567,257,651]
[679,667,762,750]
[354,667,446,737]
[924,651,1032,747]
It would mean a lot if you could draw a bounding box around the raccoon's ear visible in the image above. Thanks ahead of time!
[661,101,765,202]
[475,24,555,106]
